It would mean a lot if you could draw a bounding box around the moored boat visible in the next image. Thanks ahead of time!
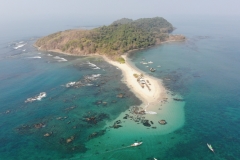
[149,68,156,72]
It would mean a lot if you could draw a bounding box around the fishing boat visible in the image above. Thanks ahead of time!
[131,142,143,147]
[149,68,156,72]
[207,143,214,152]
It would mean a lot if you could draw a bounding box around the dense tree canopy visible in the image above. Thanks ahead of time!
[35,17,182,60]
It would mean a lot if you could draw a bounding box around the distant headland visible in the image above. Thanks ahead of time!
[35,17,185,62]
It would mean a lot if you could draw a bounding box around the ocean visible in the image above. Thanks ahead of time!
[0,16,240,160]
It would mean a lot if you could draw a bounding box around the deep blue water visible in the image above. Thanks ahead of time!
[1,16,240,159]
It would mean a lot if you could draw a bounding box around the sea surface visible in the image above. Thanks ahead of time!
[1,16,240,160]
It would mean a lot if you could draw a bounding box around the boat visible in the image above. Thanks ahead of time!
[148,61,153,64]
[207,143,214,152]
[131,142,143,147]
[149,68,156,72]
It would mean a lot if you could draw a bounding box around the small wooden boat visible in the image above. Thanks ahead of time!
[149,68,156,72]
[131,142,143,147]
[207,143,214,152]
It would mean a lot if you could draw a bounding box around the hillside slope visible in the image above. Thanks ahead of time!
[35,17,185,60]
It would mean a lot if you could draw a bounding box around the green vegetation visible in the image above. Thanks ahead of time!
[35,17,184,60]
[133,73,139,78]
[117,57,125,64]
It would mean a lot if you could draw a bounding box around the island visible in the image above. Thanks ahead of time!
[35,17,185,111]
[35,17,185,62]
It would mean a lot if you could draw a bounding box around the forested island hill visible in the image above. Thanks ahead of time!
[35,17,185,61]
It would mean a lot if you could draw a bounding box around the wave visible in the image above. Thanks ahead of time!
[145,111,157,114]
[87,61,100,69]
[63,74,101,89]
[54,56,67,62]
[26,56,41,59]
[65,82,76,88]
[86,74,101,80]
[14,43,26,49]
[47,54,53,56]
[25,92,46,103]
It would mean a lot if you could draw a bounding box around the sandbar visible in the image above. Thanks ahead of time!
[103,54,167,108]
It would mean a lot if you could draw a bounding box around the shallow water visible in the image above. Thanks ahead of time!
[1,16,240,160]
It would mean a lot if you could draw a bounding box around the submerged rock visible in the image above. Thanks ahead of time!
[88,130,106,140]
[66,136,74,143]
[173,98,184,101]
[44,132,52,137]
[102,102,108,105]
[142,120,151,127]
[158,120,167,125]
[34,123,44,129]
[116,93,124,98]
[82,113,109,125]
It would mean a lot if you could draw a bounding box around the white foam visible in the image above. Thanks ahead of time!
[14,43,26,49]
[91,74,101,78]
[25,92,46,103]
[54,56,61,59]
[85,74,101,81]
[145,111,157,114]
[88,61,100,69]
[47,54,53,56]
[54,56,67,62]
[65,82,76,88]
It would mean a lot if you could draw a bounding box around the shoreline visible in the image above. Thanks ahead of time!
[102,54,167,108]
[34,39,182,109]
[34,40,185,137]
[34,38,185,58]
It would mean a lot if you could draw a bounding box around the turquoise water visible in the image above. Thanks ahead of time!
[127,17,240,159]
[1,16,240,159]
[0,39,141,159]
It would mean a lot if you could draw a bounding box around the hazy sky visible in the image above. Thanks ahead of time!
[1,0,239,24]
[1,1,239,41]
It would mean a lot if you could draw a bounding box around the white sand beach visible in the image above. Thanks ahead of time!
[103,55,167,107]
